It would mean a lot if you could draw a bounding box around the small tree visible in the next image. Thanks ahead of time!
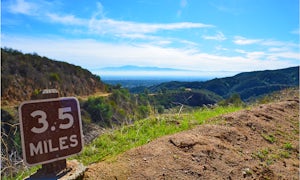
[219,93,244,107]
[84,97,113,127]
[157,105,165,114]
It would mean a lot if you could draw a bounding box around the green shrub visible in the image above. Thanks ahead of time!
[138,105,151,118]
[157,105,165,114]
[218,93,244,107]
[84,97,113,127]
[49,72,61,82]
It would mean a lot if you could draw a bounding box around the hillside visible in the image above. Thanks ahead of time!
[84,90,299,179]
[147,66,299,101]
[1,48,106,104]
[149,89,223,108]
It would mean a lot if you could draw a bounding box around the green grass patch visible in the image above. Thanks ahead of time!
[253,142,295,167]
[279,150,291,158]
[261,133,276,143]
[2,165,41,180]
[254,148,270,161]
[75,105,242,165]
[283,142,293,151]
[253,148,280,166]
[279,142,293,158]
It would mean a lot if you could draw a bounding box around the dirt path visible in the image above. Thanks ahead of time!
[77,92,111,101]
[84,97,299,179]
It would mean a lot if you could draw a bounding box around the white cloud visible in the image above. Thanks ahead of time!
[5,0,213,42]
[235,48,300,62]
[180,0,188,8]
[117,33,157,40]
[246,51,265,60]
[178,40,198,47]
[235,49,265,59]
[42,7,214,39]
[233,36,262,45]
[203,31,226,41]
[177,10,183,17]
[233,36,298,49]
[269,52,300,60]
[9,0,38,15]
[177,0,188,17]
[291,28,300,35]
[7,0,56,17]
[210,2,242,15]
[268,47,290,52]
[2,35,296,75]
[261,39,298,47]
[266,52,300,61]
[88,18,213,37]
[234,49,247,54]
[215,45,228,51]
[94,2,105,18]
[46,13,87,26]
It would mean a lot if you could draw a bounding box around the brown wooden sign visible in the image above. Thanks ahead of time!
[19,97,83,166]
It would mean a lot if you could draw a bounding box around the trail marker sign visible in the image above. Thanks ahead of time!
[19,97,83,166]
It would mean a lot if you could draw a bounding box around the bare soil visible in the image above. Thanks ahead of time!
[84,96,299,179]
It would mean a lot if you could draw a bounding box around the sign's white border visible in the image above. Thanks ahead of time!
[19,97,84,166]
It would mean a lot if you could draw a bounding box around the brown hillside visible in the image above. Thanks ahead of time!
[84,96,299,179]
[1,48,106,105]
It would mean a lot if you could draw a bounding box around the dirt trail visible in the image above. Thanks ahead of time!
[77,92,111,101]
[84,97,299,179]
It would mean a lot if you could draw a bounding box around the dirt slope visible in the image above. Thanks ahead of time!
[84,97,299,179]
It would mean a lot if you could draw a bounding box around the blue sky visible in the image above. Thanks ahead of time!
[1,0,299,78]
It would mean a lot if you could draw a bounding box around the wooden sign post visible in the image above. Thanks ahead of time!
[19,89,84,179]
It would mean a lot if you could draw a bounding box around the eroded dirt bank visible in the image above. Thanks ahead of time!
[84,97,299,179]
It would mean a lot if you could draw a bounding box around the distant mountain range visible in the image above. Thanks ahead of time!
[132,66,299,101]
[99,65,187,72]
[96,65,241,80]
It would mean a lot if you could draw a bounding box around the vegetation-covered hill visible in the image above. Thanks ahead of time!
[1,48,106,104]
[146,66,299,101]
[149,89,223,109]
